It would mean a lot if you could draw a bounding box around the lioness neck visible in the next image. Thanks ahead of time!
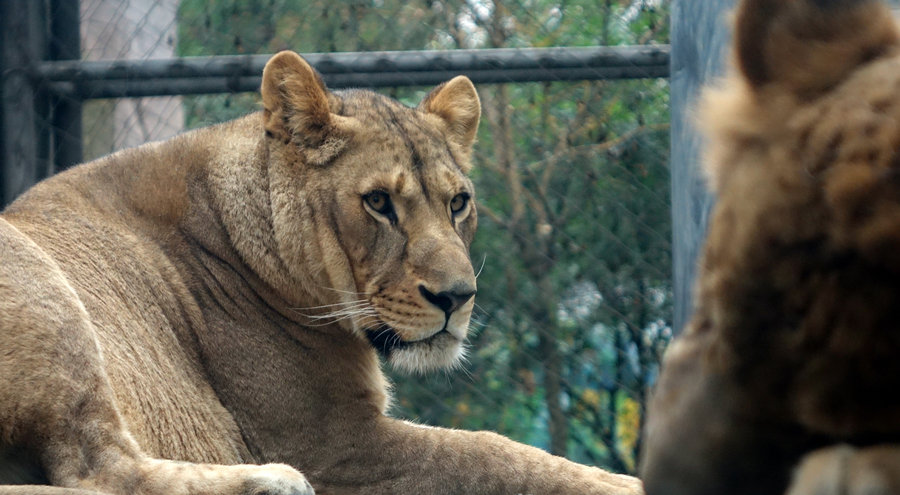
[187,114,336,314]
[7,111,325,329]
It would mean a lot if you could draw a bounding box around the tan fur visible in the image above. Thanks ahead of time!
[0,51,641,495]
[641,1,900,495]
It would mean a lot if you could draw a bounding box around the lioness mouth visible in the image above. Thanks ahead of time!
[365,326,453,357]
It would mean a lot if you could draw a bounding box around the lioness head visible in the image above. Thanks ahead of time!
[256,51,480,373]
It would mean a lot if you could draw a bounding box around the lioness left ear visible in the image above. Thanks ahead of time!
[261,50,347,165]
[420,76,481,170]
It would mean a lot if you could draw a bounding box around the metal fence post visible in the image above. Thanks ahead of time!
[1,0,48,208]
[49,0,83,172]
[670,0,734,334]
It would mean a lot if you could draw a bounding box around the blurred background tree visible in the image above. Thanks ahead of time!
[178,0,671,474]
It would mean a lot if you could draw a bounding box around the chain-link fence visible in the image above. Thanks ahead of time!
[1,0,672,475]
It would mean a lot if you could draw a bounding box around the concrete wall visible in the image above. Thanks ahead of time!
[80,0,183,159]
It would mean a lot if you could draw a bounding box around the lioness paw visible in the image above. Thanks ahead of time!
[602,474,644,495]
[240,464,314,495]
[613,474,644,494]
[138,460,314,495]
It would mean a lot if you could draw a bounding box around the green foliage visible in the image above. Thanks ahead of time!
[177,0,671,475]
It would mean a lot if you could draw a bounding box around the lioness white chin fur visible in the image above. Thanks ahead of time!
[0,51,642,495]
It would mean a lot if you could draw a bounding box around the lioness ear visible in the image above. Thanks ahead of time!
[420,76,481,168]
[261,50,347,165]
[734,0,899,94]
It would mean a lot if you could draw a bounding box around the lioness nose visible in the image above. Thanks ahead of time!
[419,285,476,315]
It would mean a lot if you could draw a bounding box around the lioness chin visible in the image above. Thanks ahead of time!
[0,51,641,495]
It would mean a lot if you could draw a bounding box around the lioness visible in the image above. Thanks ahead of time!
[0,51,641,495]
[641,0,900,494]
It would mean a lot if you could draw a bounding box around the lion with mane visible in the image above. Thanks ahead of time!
[641,0,900,494]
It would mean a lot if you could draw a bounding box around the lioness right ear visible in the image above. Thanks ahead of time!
[261,51,347,165]
[734,0,899,94]
[420,76,481,170]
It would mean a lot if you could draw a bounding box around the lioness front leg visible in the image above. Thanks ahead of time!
[307,416,641,494]
[787,445,900,495]
[0,219,312,495]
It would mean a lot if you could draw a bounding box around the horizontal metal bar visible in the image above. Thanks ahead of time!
[44,65,669,99]
[34,46,670,98]
[37,45,669,80]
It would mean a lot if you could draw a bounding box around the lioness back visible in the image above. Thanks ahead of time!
[1,118,264,463]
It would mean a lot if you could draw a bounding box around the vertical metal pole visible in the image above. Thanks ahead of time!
[50,0,82,172]
[1,0,47,208]
[669,0,734,333]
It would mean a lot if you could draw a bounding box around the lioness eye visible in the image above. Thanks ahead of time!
[364,191,393,216]
[450,193,469,215]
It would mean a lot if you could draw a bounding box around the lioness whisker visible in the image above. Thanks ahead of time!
[297,303,380,327]
[467,317,487,331]
[303,316,366,328]
[296,308,370,320]
[293,301,375,319]
[354,316,382,331]
[294,299,371,312]
[474,254,487,280]
[367,326,395,341]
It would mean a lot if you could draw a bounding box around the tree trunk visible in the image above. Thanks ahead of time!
[536,276,567,457]
[633,276,650,464]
